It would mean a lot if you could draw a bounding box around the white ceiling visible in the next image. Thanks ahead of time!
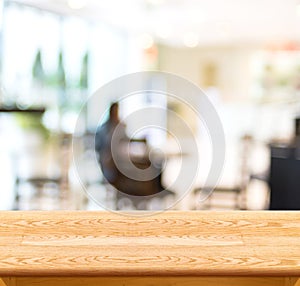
[10,0,300,47]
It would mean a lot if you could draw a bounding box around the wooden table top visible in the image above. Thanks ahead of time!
[0,211,299,277]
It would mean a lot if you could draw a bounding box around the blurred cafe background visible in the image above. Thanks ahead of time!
[1,0,300,211]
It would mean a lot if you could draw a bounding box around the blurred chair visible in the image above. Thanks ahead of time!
[101,139,175,210]
[14,133,72,209]
[77,132,175,210]
[193,186,242,210]
[193,135,253,210]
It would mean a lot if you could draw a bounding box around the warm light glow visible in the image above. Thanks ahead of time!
[139,33,154,49]
[67,0,87,10]
[183,32,199,48]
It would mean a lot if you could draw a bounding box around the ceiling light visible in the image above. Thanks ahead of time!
[183,32,199,48]
[67,0,87,10]
[139,33,154,49]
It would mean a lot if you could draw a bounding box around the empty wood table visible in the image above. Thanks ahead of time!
[0,211,299,286]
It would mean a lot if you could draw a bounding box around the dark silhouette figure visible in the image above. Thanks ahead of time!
[95,102,170,198]
[95,102,127,187]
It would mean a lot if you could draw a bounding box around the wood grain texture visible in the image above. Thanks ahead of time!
[3,276,296,286]
[0,278,16,286]
[286,278,300,286]
[0,211,299,277]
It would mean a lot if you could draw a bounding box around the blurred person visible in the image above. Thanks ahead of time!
[95,102,170,197]
[95,102,127,187]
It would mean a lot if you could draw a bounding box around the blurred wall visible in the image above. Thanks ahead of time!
[158,44,255,102]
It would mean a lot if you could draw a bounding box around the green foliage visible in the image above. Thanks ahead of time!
[79,51,89,90]
[32,49,45,83]
[57,50,66,90]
